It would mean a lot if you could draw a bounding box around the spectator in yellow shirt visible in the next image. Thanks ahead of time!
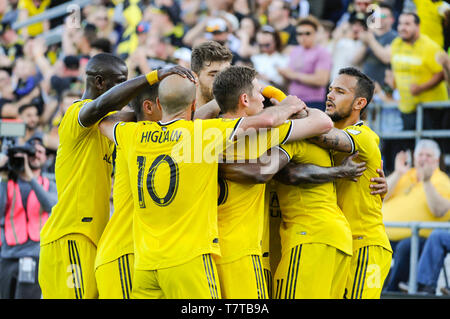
[389,11,448,155]
[390,12,448,127]
[17,0,51,38]
[413,0,450,49]
[382,139,450,292]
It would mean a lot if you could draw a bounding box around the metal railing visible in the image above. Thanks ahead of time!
[367,100,450,143]
[11,0,92,45]
[12,0,92,30]
[384,221,450,294]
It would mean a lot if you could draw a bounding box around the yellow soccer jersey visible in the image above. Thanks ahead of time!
[114,118,243,270]
[264,179,283,274]
[40,99,115,246]
[95,144,134,269]
[216,180,266,264]
[277,140,353,256]
[333,121,392,253]
[391,34,448,114]
[216,122,293,265]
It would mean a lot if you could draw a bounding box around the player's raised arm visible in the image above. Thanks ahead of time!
[80,64,196,128]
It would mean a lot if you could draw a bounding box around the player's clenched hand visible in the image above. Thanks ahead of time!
[339,151,366,182]
[158,65,197,83]
[276,95,307,115]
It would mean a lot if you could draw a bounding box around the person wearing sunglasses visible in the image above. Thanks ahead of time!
[278,16,332,111]
[251,25,289,90]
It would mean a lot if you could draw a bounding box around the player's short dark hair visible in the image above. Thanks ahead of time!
[213,65,257,114]
[339,67,375,114]
[190,41,233,74]
[129,83,159,118]
[85,53,126,76]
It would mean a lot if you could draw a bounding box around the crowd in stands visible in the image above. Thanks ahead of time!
[0,0,449,298]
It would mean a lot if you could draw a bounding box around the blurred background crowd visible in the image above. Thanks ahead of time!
[0,0,450,299]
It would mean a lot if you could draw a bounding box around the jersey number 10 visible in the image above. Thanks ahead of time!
[136,154,180,207]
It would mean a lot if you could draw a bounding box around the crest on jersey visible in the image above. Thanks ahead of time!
[347,129,361,135]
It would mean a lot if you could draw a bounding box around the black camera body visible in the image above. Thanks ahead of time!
[5,144,36,172]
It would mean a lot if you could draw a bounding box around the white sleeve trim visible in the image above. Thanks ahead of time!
[77,110,87,128]
[113,122,121,146]
[343,130,356,154]
[228,118,244,141]
[281,120,293,145]
[276,145,291,161]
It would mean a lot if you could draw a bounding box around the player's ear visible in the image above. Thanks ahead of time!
[156,97,163,113]
[354,97,367,111]
[239,93,250,108]
[142,100,153,115]
[94,75,105,91]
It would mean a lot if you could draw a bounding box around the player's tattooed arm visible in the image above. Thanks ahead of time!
[308,127,354,153]
[219,147,290,184]
[275,152,366,185]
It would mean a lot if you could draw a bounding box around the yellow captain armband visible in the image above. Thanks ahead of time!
[145,70,159,85]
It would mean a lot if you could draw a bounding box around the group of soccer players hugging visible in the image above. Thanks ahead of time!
[37,41,391,299]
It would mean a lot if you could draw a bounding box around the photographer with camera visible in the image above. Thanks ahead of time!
[0,137,57,299]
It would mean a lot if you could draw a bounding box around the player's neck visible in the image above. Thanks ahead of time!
[334,115,361,129]
[82,87,101,101]
[161,109,191,122]
[222,108,247,119]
